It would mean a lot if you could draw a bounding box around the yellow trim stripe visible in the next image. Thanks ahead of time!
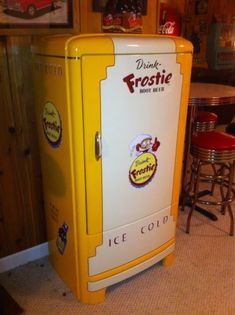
[88,238,175,282]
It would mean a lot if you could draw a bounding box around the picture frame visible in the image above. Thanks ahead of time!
[92,0,148,15]
[0,0,73,29]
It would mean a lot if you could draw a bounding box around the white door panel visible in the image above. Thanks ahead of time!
[89,205,175,275]
[101,53,182,231]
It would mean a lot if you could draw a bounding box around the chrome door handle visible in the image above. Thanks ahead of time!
[95,132,102,160]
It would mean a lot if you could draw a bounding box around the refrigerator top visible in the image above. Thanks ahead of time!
[32,34,193,58]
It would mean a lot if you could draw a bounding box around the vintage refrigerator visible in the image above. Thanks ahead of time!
[32,34,192,304]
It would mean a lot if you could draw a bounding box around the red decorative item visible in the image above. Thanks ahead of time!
[102,0,143,33]
[159,3,181,36]
[152,137,160,152]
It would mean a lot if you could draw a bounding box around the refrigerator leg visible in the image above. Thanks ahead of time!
[162,252,174,267]
[82,288,106,304]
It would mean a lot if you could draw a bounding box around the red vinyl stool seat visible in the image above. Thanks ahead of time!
[182,131,235,235]
[193,111,218,132]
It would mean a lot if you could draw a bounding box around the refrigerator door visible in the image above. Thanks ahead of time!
[79,36,191,277]
[100,52,182,231]
[82,54,180,272]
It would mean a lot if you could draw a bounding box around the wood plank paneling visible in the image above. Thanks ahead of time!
[0,37,46,257]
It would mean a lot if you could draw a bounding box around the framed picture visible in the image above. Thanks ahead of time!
[0,0,73,29]
[93,0,148,15]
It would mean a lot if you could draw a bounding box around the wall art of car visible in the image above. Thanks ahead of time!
[2,0,59,18]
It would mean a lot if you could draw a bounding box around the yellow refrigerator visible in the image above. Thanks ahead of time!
[32,34,192,304]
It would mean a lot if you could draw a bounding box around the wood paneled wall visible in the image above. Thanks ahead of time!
[0,37,46,257]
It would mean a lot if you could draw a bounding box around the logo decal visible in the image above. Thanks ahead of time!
[129,134,160,187]
[56,223,69,255]
[42,102,62,148]
[122,58,172,94]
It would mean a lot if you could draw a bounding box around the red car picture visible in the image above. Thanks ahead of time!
[4,0,59,18]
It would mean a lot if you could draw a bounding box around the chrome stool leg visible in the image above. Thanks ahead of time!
[184,131,235,236]
[226,161,235,236]
[186,159,201,234]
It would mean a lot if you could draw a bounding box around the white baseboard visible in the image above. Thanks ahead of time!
[0,242,49,273]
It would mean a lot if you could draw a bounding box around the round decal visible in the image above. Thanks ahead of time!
[42,102,62,147]
[129,152,157,187]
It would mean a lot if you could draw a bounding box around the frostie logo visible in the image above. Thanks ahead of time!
[123,58,172,94]
[129,134,160,187]
[42,102,62,148]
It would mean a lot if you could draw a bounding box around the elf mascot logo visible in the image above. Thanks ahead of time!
[129,134,160,187]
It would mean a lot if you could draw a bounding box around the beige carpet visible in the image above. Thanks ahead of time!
[0,206,234,315]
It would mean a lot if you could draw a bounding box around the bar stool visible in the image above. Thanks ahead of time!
[193,111,218,132]
[182,131,235,236]
[181,111,218,204]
